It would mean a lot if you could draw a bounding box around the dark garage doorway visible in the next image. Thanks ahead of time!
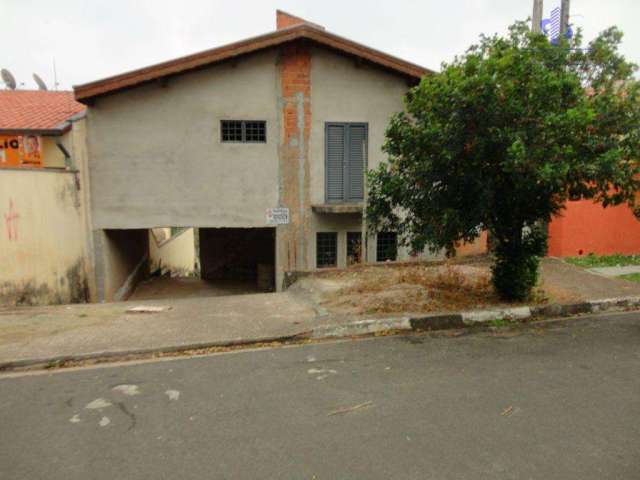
[198,227,276,292]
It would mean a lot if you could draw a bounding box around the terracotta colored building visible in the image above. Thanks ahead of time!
[548,200,640,257]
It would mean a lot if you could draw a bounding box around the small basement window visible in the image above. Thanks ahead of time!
[317,232,338,268]
[221,120,266,143]
[376,232,398,262]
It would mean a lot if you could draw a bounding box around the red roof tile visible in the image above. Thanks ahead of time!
[0,90,86,132]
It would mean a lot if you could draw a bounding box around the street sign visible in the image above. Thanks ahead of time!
[266,208,289,225]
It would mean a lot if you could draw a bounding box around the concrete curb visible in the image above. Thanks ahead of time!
[0,332,312,372]
[2,296,640,372]
[309,295,640,339]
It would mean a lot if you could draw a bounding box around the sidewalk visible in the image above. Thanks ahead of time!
[0,292,322,366]
[2,258,640,369]
[540,258,640,299]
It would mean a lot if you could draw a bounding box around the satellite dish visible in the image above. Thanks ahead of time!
[33,73,48,91]
[1,69,16,90]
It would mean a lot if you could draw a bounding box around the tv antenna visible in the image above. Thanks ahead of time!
[1,69,16,90]
[33,73,48,91]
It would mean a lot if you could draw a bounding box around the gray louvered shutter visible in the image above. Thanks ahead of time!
[326,124,345,201]
[347,125,366,201]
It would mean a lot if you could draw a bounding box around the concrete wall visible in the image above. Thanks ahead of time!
[0,167,90,305]
[308,47,437,268]
[93,229,148,301]
[309,47,409,206]
[149,228,196,276]
[86,49,280,230]
[41,136,68,168]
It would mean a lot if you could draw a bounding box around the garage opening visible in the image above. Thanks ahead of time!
[125,226,276,301]
[199,227,275,291]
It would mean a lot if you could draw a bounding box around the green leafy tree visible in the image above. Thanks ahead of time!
[367,22,640,300]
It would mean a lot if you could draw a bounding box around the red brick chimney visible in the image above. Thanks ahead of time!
[276,10,324,30]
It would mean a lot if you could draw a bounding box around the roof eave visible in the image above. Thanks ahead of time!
[74,24,432,103]
[0,128,67,136]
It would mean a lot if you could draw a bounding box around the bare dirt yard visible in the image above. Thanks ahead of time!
[291,256,593,317]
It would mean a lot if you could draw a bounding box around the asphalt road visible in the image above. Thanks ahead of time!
[1,312,639,479]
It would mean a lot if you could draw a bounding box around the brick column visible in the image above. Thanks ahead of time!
[277,42,311,287]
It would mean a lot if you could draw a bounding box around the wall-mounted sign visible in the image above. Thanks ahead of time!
[266,207,289,225]
[0,135,43,168]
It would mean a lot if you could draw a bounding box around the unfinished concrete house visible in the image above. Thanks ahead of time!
[74,11,485,301]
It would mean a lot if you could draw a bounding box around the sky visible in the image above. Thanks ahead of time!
[2,0,639,91]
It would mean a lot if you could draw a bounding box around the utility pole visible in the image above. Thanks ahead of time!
[532,0,543,33]
[560,0,570,36]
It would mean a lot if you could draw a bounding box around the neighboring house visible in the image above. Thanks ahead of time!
[74,10,486,300]
[0,90,95,305]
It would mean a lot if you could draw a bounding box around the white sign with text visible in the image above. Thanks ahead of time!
[266,208,290,225]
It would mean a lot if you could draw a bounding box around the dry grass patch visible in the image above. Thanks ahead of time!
[314,262,505,315]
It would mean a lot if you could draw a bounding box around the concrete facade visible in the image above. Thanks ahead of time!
[79,13,486,295]
[86,49,279,229]
[308,46,415,268]
[85,44,420,290]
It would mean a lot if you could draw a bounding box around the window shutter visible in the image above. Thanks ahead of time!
[326,124,345,201]
[347,125,366,201]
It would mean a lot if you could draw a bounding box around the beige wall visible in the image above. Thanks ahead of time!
[86,49,280,230]
[41,135,69,168]
[149,228,196,276]
[0,168,91,305]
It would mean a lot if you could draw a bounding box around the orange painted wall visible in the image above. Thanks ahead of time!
[456,230,488,257]
[548,199,640,257]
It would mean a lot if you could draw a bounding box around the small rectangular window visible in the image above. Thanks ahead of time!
[317,232,338,268]
[245,121,266,142]
[221,120,266,143]
[376,232,397,262]
[347,232,362,266]
[221,121,243,142]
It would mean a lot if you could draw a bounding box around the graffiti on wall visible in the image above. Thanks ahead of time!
[4,199,19,241]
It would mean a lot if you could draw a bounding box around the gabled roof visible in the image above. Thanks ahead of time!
[0,90,86,135]
[74,15,432,102]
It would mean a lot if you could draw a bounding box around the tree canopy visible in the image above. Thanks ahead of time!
[367,21,640,300]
